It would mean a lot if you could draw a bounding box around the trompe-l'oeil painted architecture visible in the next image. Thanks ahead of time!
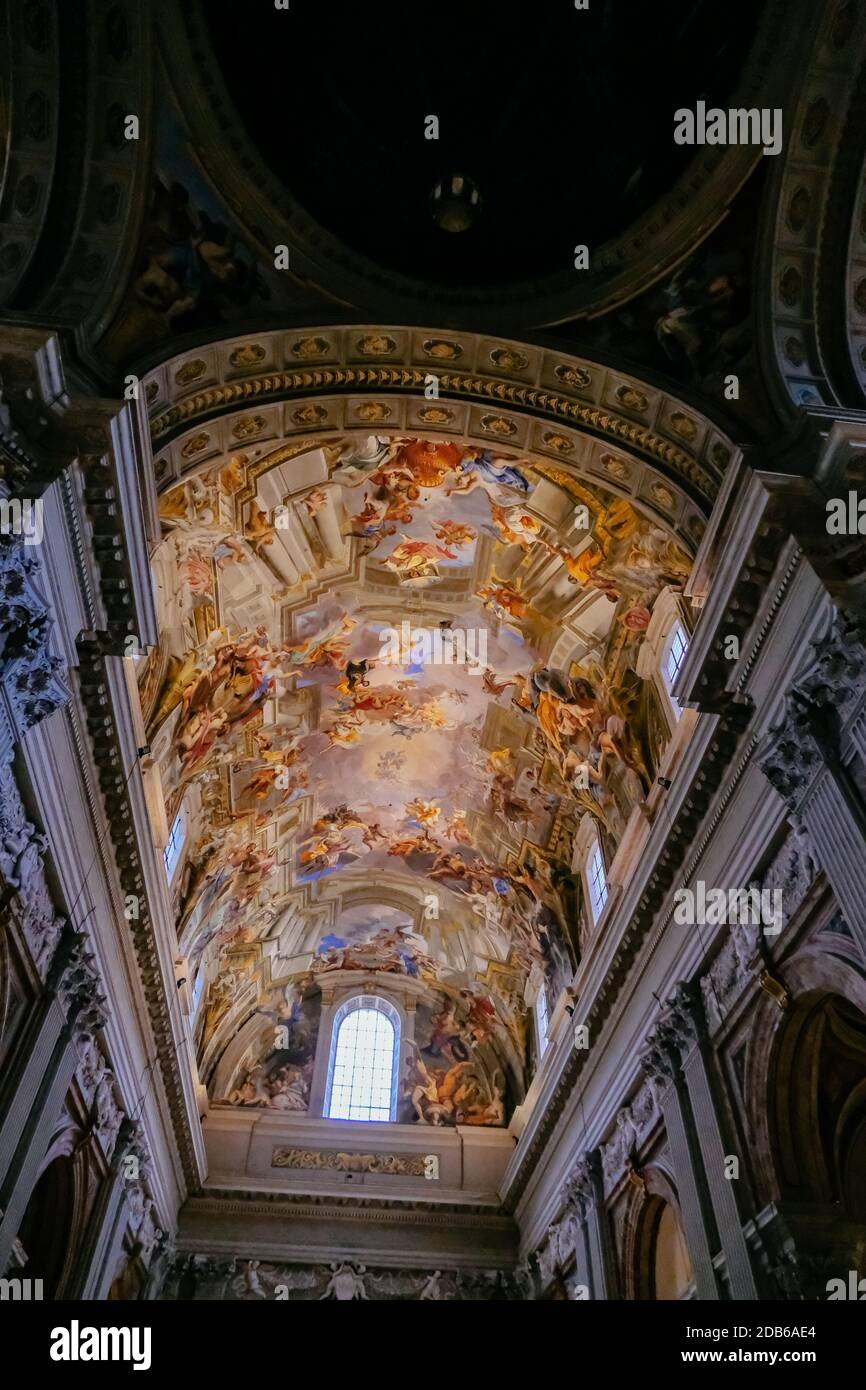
[0,0,865,1308]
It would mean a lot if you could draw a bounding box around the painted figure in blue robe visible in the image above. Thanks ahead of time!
[452,447,531,496]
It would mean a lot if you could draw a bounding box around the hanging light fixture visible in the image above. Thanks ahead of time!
[430,173,482,233]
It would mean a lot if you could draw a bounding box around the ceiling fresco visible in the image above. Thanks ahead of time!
[141,433,693,1126]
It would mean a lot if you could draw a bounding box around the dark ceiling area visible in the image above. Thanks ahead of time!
[204,0,764,288]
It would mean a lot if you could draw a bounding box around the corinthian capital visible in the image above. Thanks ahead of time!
[53,927,108,1036]
[667,979,709,1049]
[758,713,822,810]
[0,535,69,742]
[565,1150,601,1215]
[640,1022,681,1088]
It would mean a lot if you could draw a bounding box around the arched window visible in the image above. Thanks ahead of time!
[662,620,689,720]
[635,587,692,734]
[575,813,610,936]
[586,835,609,924]
[325,995,400,1122]
[163,808,186,880]
[535,985,550,1058]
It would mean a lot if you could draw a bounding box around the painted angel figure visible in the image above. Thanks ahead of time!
[487,502,542,550]
[330,434,395,485]
[449,447,531,497]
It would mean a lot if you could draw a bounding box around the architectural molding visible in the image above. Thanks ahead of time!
[144,328,739,521]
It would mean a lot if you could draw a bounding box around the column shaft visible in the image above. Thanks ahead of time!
[802,769,866,956]
[680,1041,758,1297]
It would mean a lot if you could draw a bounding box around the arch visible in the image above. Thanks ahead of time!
[152,0,803,336]
[619,1164,693,1301]
[144,326,737,530]
[324,994,401,1123]
[208,976,324,1112]
[15,1154,77,1300]
[768,992,866,1208]
[743,946,866,1207]
[0,1,154,356]
[651,1202,693,1302]
[140,325,724,1134]
[758,0,866,412]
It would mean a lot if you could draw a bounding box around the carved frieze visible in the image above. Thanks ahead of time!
[76,1032,125,1161]
[600,1081,660,1192]
[701,813,822,1029]
[536,1227,561,1287]
[0,536,68,981]
[272,1147,427,1176]
[0,536,69,747]
[762,820,820,912]
[701,939,750,1031]
[0,760,65,980]
[53,927,108,1039]
[161,1255,519,1301]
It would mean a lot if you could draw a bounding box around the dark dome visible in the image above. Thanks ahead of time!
[204,0,763,288]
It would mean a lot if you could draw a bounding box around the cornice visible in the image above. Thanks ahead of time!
[734,544,803,693]
[76,636,200,1190]
[143,329,741,537]
[679,466,796,715]
[503,701,749,1210]
[58,468,103,633]
[0,324,158,651]
[151,369,717,496]
[184,1188,515,1230]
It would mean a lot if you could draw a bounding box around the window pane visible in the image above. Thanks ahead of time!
[587,839,608,923]
[326,1004,396,1122]
[536,988,550,1057]
[663,622,689,718]
[163,812,185,880]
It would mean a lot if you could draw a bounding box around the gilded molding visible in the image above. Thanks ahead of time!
[149,367,718,503]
